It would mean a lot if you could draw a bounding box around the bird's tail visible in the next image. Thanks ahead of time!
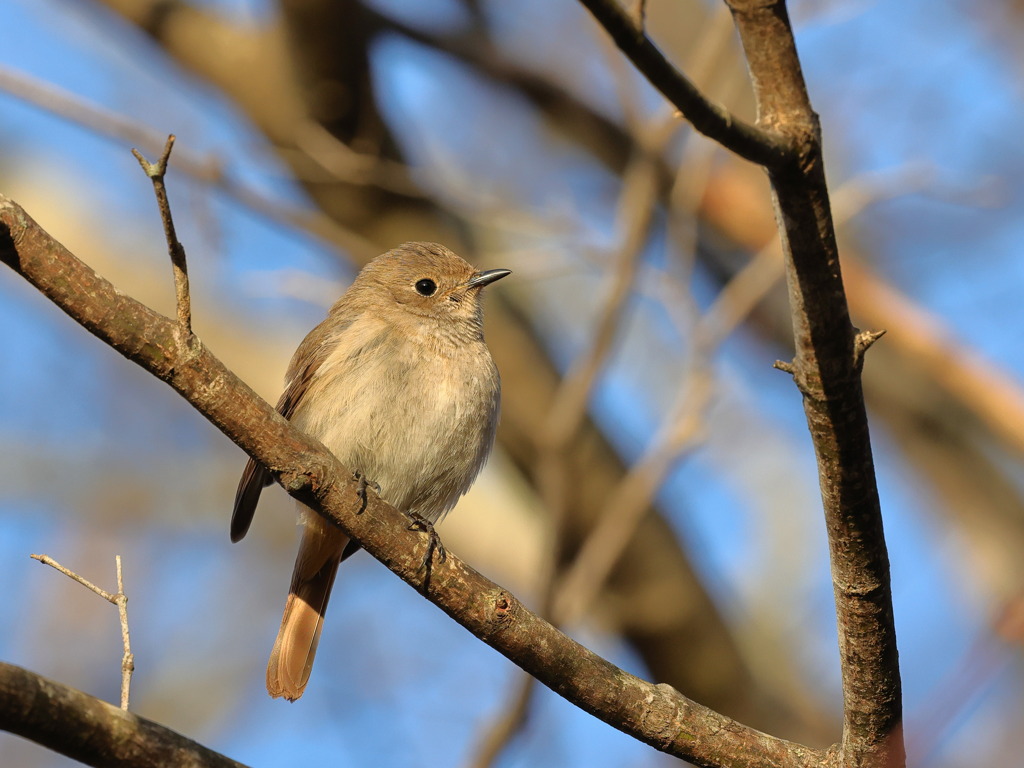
[266,514,347,701]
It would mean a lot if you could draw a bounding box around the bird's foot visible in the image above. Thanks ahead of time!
[406,513,446,592]
[354,473,381,514]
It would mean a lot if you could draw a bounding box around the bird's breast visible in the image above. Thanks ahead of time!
[291,325,499,519]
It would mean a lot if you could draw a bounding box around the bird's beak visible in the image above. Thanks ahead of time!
[467,269,512,288]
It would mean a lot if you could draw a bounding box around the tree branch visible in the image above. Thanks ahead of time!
[132,135,191,337]
[578,1,904,765]
[0,194,824,768]
[723,2,903,766]
[0,663,246,768]
[576,0,791,166]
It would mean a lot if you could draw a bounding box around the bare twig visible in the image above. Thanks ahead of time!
[31,554,134,710]
[132,136,191,336]
[113,557,133,710]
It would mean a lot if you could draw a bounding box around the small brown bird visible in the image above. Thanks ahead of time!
[231,242,509,701]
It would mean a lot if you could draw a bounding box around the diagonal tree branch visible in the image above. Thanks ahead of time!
[0,663,246,768]
[58,2,797,722]
[0,194,826,768]
[576,0,791,166]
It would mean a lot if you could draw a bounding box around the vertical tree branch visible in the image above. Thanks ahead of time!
[114,556,135,710]
[723,2,904,767]
[578,1,904,766]
[132,135,191,336]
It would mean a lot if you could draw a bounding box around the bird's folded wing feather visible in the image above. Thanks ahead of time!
[229,322,342,543]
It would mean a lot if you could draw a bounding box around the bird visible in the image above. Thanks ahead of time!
[231,242,509,701]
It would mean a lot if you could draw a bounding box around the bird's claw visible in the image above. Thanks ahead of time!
[355,473,381,514]
[406,513,446,592]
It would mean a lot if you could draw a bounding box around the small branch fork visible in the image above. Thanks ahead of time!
[30,554,134,710]
[132,135,191,337]
[576,0,791,167]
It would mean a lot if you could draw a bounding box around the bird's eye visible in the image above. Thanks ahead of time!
[415,278,437,296]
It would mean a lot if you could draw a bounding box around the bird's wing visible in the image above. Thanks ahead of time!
[229,324,338,543]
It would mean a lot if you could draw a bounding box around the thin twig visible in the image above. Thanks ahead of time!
[31,554,115,600]
[114,556,134,710]
[132,135,191,337]
[30,554,134,710]
[575,0,791,166]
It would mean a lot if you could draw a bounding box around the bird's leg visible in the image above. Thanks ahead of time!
[354,473,381,514]
[406,512,447,591]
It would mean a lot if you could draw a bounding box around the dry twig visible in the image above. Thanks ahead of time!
[30,554,134,710]
[133,136,191,337]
